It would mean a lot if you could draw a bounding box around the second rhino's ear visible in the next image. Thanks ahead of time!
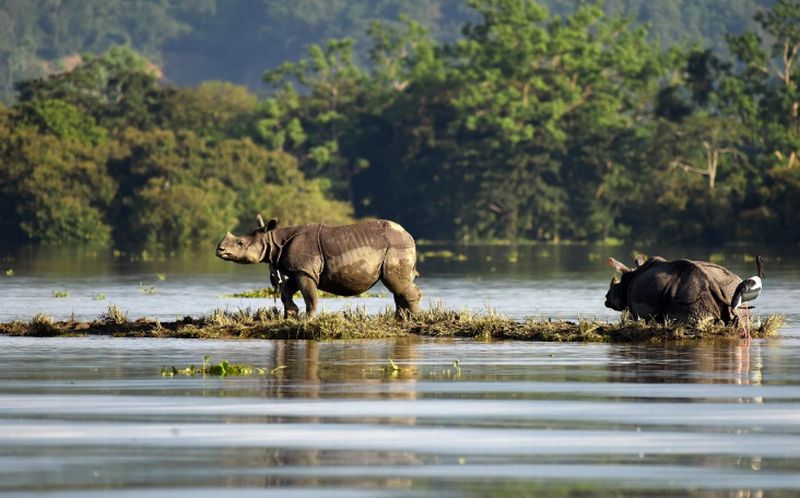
[266,218,278,231]
[608,257,632,274]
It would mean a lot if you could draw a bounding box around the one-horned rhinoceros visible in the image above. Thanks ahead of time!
[216,216,422,318]
[604,256,742,325]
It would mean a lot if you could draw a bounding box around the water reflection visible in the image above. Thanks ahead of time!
[1,336,800,496]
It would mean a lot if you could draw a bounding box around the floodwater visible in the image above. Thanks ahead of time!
[0,245,799,497]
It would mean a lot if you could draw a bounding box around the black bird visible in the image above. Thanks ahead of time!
[731,255,764,311]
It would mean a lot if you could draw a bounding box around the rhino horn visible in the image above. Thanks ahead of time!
[608,257,632,274]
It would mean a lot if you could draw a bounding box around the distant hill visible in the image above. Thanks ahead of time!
[0,0,775,102]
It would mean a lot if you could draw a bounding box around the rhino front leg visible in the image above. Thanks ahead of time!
[295,274,319,318]
[280,279,300,319]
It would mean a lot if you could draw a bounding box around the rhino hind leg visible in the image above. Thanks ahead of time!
[391,285,421,319]
[295,273,319,318]
[381,247,421,318]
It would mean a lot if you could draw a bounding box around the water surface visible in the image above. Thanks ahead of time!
[0,245,798,497]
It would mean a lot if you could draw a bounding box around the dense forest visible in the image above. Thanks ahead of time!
[0,0,774,101]
[0,0,798,248]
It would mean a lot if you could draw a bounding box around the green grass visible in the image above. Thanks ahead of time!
[0,306,784,343]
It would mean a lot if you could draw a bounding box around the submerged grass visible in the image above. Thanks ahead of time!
[0,306,784,343]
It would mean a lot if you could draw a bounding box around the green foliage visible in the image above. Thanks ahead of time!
[1,0,799,247]
[0,46,352,248]
[117,128,351,247]
[0,126,116,245]
[159,81,258,140]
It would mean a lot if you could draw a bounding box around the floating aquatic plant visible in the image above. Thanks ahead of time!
[4,269,12,276]
[51,289,70,298]
[138,282,157,295]
[417,250,467,263]
[160,354,281,377]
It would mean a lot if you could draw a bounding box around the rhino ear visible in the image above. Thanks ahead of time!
[634,254,647,268]
[266,218,278,231]
[608,257,631,274]
[610,277,618,285]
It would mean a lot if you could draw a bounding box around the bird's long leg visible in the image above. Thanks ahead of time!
[742,307,751,340]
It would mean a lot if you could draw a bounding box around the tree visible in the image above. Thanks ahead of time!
[262,38,369,202]
[0,126,117,245]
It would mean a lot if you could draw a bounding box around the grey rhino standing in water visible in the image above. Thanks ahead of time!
[604,256,742,325]
[216,216,421,318]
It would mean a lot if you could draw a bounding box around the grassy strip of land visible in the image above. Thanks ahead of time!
[222,287,387,299]
[0,306,784,342]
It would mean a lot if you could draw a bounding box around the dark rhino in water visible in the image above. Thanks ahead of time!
[216,216,421,318]
[604,256,742,325]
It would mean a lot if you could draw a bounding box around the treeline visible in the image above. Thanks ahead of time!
[1,0,799,248]
[0,0,771,102]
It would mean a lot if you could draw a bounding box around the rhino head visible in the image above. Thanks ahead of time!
[604,257,633,311]
[215,215,278,264]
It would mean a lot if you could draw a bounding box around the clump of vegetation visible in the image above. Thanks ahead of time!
[51,289,70,298]
[91,292,106,301]
[98,305,128,325]
[0,306,784,343]
[27,313,57,336]
[138,282,158,295]
[4,269,12,276]
[418,250,468,263]
[161,354,280,377]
